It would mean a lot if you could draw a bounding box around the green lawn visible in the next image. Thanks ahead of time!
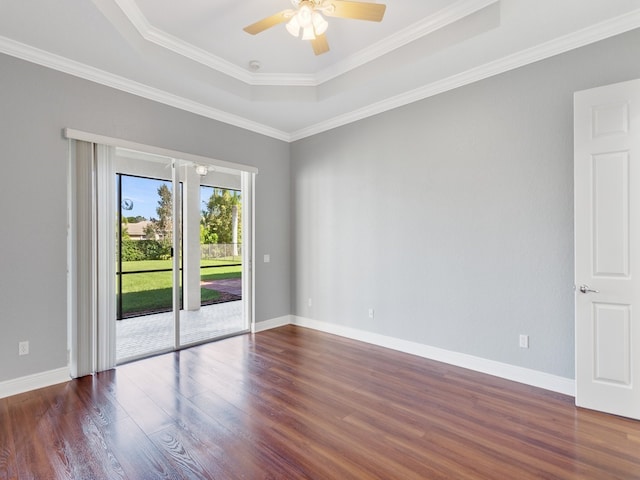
[119,259,242,318]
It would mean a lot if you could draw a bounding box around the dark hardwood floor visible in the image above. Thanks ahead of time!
[1,325,640,479]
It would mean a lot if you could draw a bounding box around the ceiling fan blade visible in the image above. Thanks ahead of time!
[323,1,386,22]
[243,10,291,35]
[311,34,330,55]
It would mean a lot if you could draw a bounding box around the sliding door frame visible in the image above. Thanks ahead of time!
[66,129,258,377]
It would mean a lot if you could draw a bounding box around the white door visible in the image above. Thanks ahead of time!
[574,78,640,419]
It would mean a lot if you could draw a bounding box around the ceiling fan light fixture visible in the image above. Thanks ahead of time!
[286,15,301,37]
[243,0,387,56]
[297,4,313,28]
[312,12,328,35]
[302,25,316,40]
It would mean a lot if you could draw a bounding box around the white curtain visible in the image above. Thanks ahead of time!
[68,141,116,378]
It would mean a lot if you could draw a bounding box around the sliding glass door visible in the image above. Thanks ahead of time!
[113,150,249,364]
[115,173,179,360]
[179,183,244,345]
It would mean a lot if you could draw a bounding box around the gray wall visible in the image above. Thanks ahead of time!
[0,54,290,383]
[290,28,640,379]
[3,27,639,387]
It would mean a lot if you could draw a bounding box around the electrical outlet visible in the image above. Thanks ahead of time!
[368,308,375,319]
[519,334,529,349]
[19,341,29,356]
[308,298,312,307]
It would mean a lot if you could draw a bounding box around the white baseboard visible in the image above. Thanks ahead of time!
[253,315,293,333]
[0,367,70,399]
[291,316,575,397]
[1,319,576,399]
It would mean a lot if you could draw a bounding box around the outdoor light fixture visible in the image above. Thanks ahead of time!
[195,165,209,176]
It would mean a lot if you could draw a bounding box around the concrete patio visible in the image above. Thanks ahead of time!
[116,300,245,362]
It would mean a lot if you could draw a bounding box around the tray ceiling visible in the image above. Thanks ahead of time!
[0,0,639,140]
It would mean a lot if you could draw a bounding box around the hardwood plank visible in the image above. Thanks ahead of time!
[96,417,184,480]
[8,388,68,479]
[190,389,373,479]
[2,325,640,479]
[148,424,221,480]
[44,409,127,479]
[95,369,175,436]
[0,398,17,480]
[69,374,130,427]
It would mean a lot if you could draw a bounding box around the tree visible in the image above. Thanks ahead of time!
[200,223,218,244]
[120,215,131,240]
[143,222,158,240]
[155,184,172,240]
[202,189,241,246]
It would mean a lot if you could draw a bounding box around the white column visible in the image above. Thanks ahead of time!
[242,171,254,332]
[182,164,202,311]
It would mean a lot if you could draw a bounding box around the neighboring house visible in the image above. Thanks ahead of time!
[124,220,157,240]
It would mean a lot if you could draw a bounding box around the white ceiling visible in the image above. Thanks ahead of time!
[1,0,639,141]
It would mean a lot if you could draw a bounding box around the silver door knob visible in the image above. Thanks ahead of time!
[578,284,599,294]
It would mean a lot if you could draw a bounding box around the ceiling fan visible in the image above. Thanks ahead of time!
[243,0,386,55]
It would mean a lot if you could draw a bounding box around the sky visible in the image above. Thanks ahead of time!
[119,175,224,221]
[120,175,168,220]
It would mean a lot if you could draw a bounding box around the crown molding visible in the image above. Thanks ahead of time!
[115,0,314,86]
[290,8,640,141]
[0,35,290,141]
[113,0,495,87]
[248,72,318,87]
[113,0,255,84]
[1,8,638,144]
[314,0,499,84]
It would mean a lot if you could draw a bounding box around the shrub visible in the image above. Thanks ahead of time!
[121,239,145,261]
[120,239,172,261]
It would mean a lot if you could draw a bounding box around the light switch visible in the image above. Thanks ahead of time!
[263,254,270,263]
